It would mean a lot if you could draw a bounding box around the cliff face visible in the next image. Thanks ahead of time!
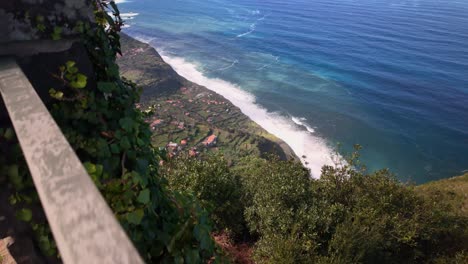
[117,34,297,162]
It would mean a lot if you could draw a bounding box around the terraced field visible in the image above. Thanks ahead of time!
[118,34,296,163]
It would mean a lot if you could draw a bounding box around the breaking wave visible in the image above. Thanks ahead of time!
[133,36,337,177]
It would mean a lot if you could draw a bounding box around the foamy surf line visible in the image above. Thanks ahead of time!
[133,36,336,178]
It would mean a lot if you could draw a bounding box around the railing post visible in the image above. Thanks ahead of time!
[0,58,144,264]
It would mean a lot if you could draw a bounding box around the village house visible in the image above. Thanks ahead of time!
[202,134,217,147]
[150,119,163,129]
[167,141,178,149]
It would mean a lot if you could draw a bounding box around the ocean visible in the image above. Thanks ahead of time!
[117,0,468,183]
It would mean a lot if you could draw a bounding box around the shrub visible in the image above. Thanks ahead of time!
[161,154,245,236]
[233,150,468,263]
[233,156,318,262]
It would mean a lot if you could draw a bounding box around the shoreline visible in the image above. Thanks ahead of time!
[119,33,337,177]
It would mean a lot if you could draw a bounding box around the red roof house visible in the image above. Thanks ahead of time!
[202,134,217,147]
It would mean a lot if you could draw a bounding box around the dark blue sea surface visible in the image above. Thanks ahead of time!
[118,0,468,183]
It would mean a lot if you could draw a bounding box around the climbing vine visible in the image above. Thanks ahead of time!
[1,0,223,262]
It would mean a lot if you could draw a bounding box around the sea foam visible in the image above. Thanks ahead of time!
[237,23,256,38]
[291,117,315,133]
[132,37,337,177]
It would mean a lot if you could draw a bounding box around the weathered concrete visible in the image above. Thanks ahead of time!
[0,58,144,264]
[0,0,93,55]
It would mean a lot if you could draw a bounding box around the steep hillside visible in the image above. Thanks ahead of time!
[117,34,297,162]
[417,173,468,216]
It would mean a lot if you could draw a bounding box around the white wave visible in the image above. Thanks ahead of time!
[141,50,337,178]
[256,56,279,70]
[249,10,261,15]
[120,12,139,19]
[114,0,130,3]
[291,117,315,133]
[257,14,270,21]
[237,23,256,38]
[217,59,239,71]
[133,35,157,44]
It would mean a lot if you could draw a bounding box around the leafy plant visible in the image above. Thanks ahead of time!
[161,154,245,236]
[2,0,222,262]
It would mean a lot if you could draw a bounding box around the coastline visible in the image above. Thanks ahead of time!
[118,33,337,177]
[118,33,300,166]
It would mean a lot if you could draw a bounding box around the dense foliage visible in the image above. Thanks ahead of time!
[161,154,245,237]
[163,150,468,263]
[2,1,222,262]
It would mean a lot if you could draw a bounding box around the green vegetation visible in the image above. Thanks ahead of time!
[161,149,468,263]
[1,1,222,262]
[161,154,245,236]
[416,173,468,217]
[1,1,467,263]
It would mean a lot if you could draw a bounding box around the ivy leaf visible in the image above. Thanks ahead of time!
[9,195,18,205]
[70,73,87,89]
[131,171,148,188]
[107,64,119,78]
[54,91,64,99]
[119,117,133,132]
[8,165,22,188]
[120,136,131,150]
[126,209,144,225]
[97,81,116,93]
[4,128,14,140]
[38,235,55,256]
[110,143,120,154]
[68,66,78,74]
[136,138,144,147]
[137,189,150,204]
[49,88,64,100]
[185,249,201,264]
[84,162,97,174]
[65,61,76,69]
[95,164,104,177]
[51,26,62,40]
[16,208,32,222]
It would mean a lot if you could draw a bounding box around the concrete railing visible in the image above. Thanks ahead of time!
[0,58,144,264]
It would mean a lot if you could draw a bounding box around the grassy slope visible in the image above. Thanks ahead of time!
[416,173,468,216]
[117,33,297,163]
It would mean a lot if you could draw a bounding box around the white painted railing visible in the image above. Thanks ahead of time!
[0,58,144,264]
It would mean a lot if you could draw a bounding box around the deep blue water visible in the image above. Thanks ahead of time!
[118,0,468,183]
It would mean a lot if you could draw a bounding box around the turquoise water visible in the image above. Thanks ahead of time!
[118,0,468,183]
